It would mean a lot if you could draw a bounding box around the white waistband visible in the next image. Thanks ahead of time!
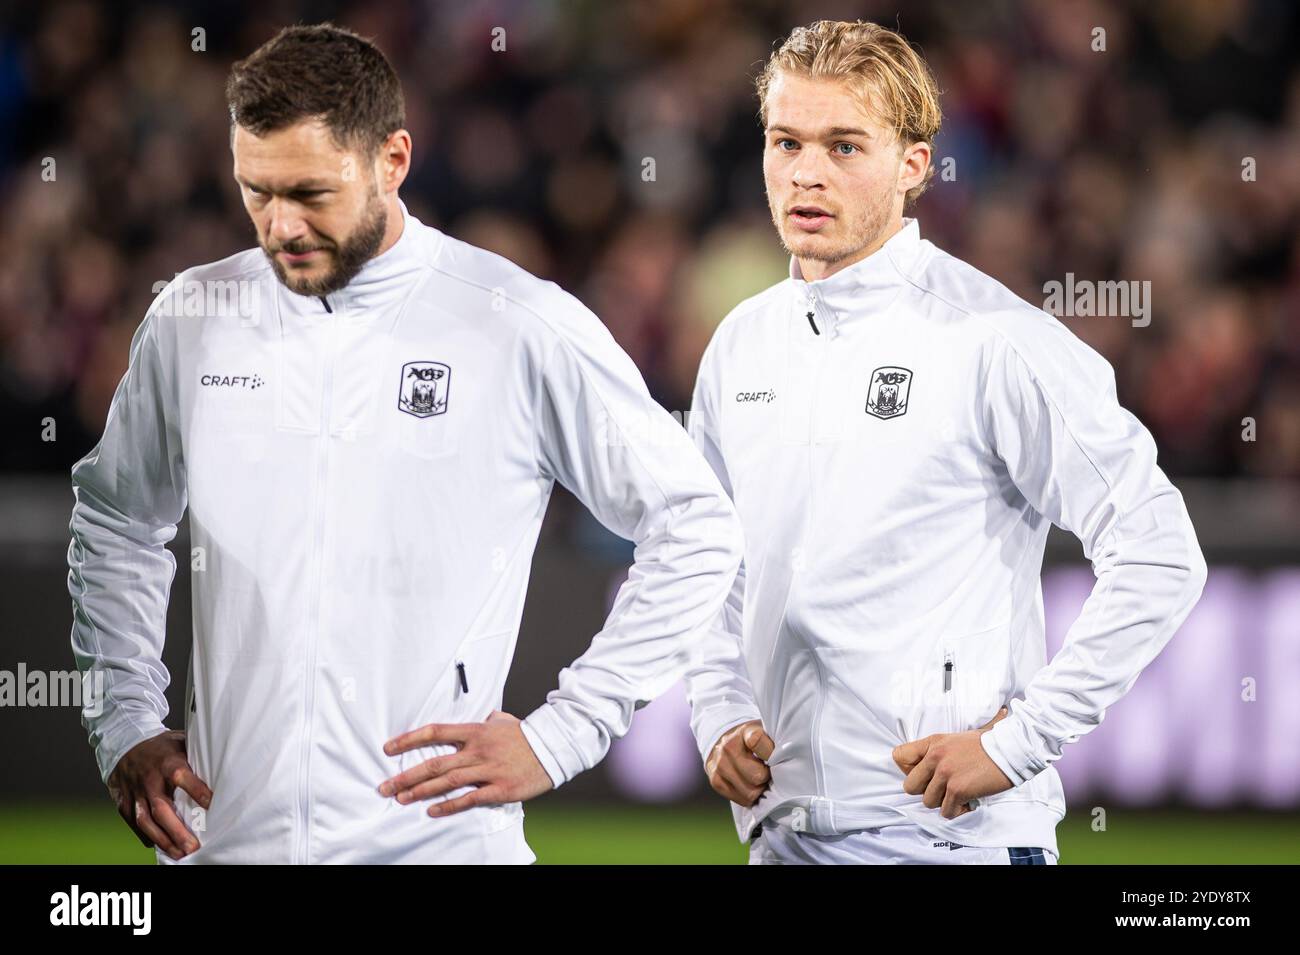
[763,797,913,836]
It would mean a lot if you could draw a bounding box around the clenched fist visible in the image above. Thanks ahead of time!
[705,720,774,808]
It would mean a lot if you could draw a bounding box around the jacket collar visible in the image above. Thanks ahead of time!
[279,197,429,325]
[788,217,924,333]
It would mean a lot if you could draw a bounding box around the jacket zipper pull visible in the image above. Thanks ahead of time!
[456,661,469,694]
[943,653,954,693]
[806,309,820,335]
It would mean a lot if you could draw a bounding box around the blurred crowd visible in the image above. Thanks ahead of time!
[1,0,1298,480]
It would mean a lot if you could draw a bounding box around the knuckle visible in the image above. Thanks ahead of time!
[407,782,431,801]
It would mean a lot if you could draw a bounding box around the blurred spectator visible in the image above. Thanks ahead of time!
[1,0,1297,486]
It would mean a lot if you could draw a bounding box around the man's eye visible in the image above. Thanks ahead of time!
[776,139,798,151]
[834,143,857,156]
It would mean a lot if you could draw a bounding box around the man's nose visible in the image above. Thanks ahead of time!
[267,200,308,246]
[791,154,827,190]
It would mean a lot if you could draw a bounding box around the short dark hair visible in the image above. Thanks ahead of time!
[226,23,405,156]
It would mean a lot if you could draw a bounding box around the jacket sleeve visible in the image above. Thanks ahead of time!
[681,330,762,765]
[977,310,1208,787]
[518,293,744,789]
[67,293,186,785]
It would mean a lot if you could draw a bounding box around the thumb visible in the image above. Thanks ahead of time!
[979,706,1009,731]
[743,724,775,761]
[892,736,929,772]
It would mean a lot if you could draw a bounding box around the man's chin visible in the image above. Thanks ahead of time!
[783,232,852,265]
[268,259,343,297]
[282,275,338,296]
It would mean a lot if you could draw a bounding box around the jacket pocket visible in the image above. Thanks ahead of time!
[449,628,515,720]
[407,629,514,733]
[808,644,920,799]
[941,620,1012,736]
[395,629,515,778]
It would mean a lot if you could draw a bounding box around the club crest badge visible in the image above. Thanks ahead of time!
[865,366,912,419]
[398,360,451,418]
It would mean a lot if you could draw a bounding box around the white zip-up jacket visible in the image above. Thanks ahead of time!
[684,217,1207,854]
[67,200,743,864]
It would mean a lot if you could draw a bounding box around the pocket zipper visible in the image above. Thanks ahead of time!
[942,648,958,733]
[455,661,469,694]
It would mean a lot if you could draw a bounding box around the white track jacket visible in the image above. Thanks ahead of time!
[67,200,743,864]
[684,218,1207,854]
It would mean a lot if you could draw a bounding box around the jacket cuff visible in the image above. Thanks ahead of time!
[519,703,589,790]
[94,716,170,786]
[979,710,1049,788]
[693,705,763,765]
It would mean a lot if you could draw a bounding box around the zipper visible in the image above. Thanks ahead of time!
[804,287,840,338]
[805,290,832,440]
[294,301,339,865]
[804,288,820,335]
[942,647,958,734]
[804,286,831,796]
[805,286,833,795]
[456,661,469,694]
[804,288,845,450]
[809,649,829,798]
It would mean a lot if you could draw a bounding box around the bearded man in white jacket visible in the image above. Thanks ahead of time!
[68,23,743,864]
[684,20,1207,865]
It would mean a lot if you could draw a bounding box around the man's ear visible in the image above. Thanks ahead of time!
[376,129,412,195]
[898,139,931,197]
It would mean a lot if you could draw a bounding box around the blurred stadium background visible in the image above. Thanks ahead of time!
[1,0,1298,863]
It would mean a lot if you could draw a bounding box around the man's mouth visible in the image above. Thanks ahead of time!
[277,248,325,264]
[789,206,833,232]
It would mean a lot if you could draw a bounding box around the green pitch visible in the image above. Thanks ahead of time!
[1,803,1296,864]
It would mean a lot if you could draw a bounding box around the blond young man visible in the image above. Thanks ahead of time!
[684,21,1206,865]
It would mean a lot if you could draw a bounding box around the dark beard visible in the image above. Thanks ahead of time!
[264,193,388,297]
